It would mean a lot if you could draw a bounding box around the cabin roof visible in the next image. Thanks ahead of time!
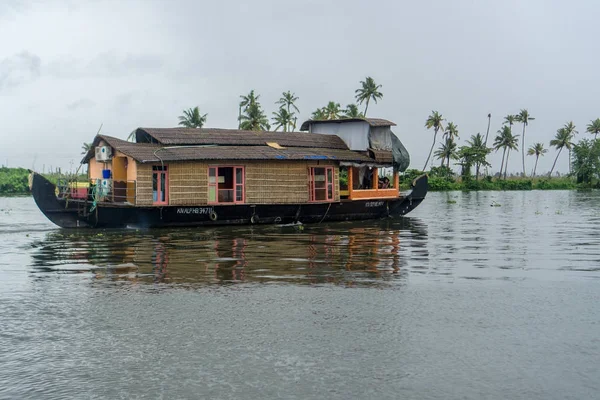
[299,117,396,131]
[84,134,377,164]
[134,127,348,149]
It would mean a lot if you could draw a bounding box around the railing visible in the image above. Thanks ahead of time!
[57,179,137,205]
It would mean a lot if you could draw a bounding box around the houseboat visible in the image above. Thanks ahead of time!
[30,118,428,228]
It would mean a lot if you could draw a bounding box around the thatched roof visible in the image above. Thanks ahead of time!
[135,127,348,149]
[83,134,376,164]
[299,117,396,131]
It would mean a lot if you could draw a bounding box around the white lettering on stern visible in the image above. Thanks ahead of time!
[176,207,214,215]
[365,201,384,208]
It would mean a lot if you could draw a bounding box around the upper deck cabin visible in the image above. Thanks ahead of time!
[80,119,408,207]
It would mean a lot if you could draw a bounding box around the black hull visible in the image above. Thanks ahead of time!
[30,172,428,229]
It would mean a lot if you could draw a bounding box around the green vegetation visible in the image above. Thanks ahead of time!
[0,168,89,195]
[354,76,383,116]
[515,109,535,177]
[423,111,445,171]
[527,143,547,176]
[239,90,270,131]
[273,91,299,131]
[400,167,579,192]
[178,106,207,128]
[0,167,30,194]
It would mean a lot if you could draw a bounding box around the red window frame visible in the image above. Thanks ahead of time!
[152,165,169,205]
[309,166,334,202]
[208,166,245,204]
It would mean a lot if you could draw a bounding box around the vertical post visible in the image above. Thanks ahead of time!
[393,170,399,190]
[373,168,378,190]
[348,167,353,200]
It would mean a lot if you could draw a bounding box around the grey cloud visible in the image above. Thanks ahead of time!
[0,51,41,92]
[48,51,165,79]
[67,98,96,111]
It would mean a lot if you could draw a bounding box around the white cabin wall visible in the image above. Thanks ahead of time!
[310,121,370,151]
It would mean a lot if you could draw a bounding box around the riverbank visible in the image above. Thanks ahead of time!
[400,168,587,191]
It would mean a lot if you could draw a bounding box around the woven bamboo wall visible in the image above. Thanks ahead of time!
[136,164,153,206]
[134,160,339,206]
[245,161,339,204]
[169,162,208,205]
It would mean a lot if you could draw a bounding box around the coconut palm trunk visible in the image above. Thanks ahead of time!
[363,98,370,116]
[238,105,242,129]
[504,149,510,179]
[423,128,439,171]
[521,124,526,176]
[499,147,506,178]
[549,148,563,177]
[533,155,540,176]
[484,113,491,147]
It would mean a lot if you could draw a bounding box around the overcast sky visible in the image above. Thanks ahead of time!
[1,0,598,175]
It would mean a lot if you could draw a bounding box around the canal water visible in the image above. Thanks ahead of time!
[0,191,599,399]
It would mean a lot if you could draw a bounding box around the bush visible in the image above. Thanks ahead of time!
[428,176,460,191]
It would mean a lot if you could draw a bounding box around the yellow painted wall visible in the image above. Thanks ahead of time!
[88,158,105,181]
[127,156,137,181]
[112,157,127,181]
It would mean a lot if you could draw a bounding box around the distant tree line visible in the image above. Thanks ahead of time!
[424,109,600,185]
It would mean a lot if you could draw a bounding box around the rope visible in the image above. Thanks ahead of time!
[318,202,332,224]
[89,184,98,213]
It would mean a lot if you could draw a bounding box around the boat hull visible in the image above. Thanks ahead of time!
[30,172,427,229]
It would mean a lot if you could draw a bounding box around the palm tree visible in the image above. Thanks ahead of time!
[443,122,459,142]
[178,106,207,128]
[515,109,535,176]
[527,143,547,176]
[239,90,260,129]
[465,133,490,180]
[354,76,383,116]
[344,104,364,118]
[503,114,517,129]
[434,138,458,168]
[549,128,573,177]
[503,135,519,179]
[271,108,293,132]
[81,142,92,155]
[240,102,270,131]
[586,118,600,142]
[322,101,342,120]
[493,127,509,177]
[562,121,577,174]
[275,91,299,131]
[494,126,518,179]
[423,111,445,171]
[311,108,327,120]
[276,91,299,114]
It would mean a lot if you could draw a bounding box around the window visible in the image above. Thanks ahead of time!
[309,167,334,202]
[152,165,168,205]
[208,166,245,204]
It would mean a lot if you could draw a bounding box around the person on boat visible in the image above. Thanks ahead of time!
[379,177,390,189]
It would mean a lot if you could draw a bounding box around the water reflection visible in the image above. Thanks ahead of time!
[29,217,428,287]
